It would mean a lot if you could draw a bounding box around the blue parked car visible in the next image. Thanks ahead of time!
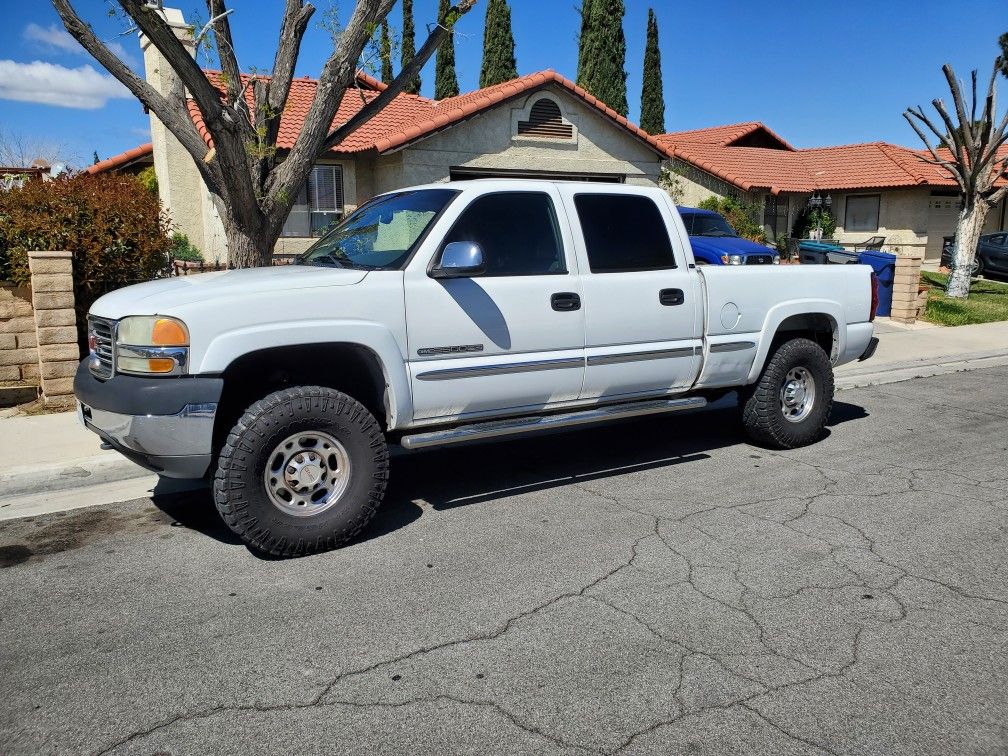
[677,206,779,265]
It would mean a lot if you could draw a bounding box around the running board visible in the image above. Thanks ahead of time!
[399,396,707,450]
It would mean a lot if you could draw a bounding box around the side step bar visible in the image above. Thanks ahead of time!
[399,396,707,450]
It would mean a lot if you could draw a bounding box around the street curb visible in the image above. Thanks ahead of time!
[0,454,152,500]
[1,350,1005,502]
[836,349,1008,390]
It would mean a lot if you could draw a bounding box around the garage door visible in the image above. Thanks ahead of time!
[925,194,960,262]
[449,166,624,182]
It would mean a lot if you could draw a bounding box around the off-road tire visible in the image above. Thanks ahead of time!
[739,338,834,449]
[213,386,389,557]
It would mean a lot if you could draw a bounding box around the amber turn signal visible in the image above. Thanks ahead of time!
[151,318,188,346]
[146,358,177,373]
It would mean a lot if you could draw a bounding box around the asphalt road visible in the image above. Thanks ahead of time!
[1,368,1007,755]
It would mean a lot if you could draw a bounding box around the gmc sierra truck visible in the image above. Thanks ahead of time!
[74,180,879,556]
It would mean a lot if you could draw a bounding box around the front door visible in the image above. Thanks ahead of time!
[405,188,586,422]
[558,188,701,400]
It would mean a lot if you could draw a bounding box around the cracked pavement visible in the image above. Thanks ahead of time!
[1,366,1007,755]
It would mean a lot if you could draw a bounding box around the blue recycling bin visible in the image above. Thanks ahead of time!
[798,240,844,264]
[858,250,896,317]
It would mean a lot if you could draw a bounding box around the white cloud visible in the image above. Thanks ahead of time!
[24,22,82,54]
[23,22,138,67]
[0,60,131,109]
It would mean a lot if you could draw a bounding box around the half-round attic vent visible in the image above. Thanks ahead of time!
[517,98,573,140]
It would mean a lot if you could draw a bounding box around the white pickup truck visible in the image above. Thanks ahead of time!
[75,180,878,556]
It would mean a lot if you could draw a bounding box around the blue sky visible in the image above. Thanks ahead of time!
[0,0,1005,167]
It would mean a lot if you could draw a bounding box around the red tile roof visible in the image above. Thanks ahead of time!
[187,69,670,159]
[661,122,794,150]
[660,123,1007,194]
[86,143,153,174]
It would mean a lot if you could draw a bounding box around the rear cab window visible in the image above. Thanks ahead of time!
[573,193,677,273]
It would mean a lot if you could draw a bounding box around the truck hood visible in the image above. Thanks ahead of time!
[689,235,772,258]
[89,265,369,317]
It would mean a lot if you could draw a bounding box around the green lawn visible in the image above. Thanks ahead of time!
[919,271,1008,326]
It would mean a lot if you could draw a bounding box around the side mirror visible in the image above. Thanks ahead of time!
[431,241,485,278]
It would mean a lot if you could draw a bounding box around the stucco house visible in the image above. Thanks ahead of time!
[659,122,1008,261]
[95,8,672,261]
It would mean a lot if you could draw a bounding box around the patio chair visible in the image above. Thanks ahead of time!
[854,236,886,251]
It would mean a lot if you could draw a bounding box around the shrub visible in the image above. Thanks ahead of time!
[697,195,767,244]
[138,165,158,194]
[791,206,836,239]
[0,172,172,348]
[170,232,203,262]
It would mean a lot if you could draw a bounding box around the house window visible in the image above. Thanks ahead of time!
[517,98,573,140]
[844,194,880,233]
[281,164,345,237]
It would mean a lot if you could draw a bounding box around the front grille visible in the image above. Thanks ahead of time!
[745,254,775,265]
[89,317,115,378]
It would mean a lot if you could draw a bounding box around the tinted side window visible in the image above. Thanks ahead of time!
[440,192,565,276]
[574,194,676,272]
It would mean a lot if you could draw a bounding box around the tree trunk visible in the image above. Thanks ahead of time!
[946,200,987,298]
[224,219,276,268]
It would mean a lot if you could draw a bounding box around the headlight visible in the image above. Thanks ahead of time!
[772,256,780,264]
[721,254,743,265]
[115,316,189,375]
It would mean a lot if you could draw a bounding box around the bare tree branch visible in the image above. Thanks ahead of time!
[206,0,246,121]
[904,109,966,188]
[944,64,976,156]
[51,0,219,188]
[321,2,476,152]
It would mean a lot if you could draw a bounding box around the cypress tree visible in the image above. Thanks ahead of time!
[480,0,518,87]
[435,0,460,98]
[401,0,421,95]
[578,0,627,116]
[575,0,596,88]
[639,8,664,134]
[379,19,393,84]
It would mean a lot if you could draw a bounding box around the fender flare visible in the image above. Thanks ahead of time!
[197,320,412,429]
[745,300,844,384]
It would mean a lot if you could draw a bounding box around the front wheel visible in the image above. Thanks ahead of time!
[739,338,834,449]
[213,386,389,557]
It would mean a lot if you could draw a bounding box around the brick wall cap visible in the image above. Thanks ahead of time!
[27,251,72,259]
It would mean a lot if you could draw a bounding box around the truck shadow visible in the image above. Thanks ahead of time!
[360,397,868,546]
[152,398,868,555]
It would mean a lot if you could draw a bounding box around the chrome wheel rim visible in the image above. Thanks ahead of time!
[780,366,815,423]
[263,431,351,517]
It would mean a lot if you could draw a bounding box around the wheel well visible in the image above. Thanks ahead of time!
[771,313,837,359]
[212,343,389,454]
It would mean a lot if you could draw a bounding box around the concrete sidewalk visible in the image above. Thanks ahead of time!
[0,411,201,521]
[836,318,1008,388]
[1,318,1005,519]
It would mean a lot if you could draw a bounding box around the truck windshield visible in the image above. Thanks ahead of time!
[299,188,457,269]
[682,213,737,238]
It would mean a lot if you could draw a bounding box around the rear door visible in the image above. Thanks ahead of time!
[558,187,702,401]
[404,186,586,422]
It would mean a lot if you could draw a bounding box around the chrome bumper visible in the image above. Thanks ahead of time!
[78,401,217,479]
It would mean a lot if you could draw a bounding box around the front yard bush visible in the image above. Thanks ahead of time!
[0,172,172,346]
[697,195,767,243]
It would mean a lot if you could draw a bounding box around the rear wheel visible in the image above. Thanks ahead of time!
[739,338,834,448]
[213,386,389,557]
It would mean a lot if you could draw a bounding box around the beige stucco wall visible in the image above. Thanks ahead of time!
[369,85,662,195]
[830,188,929,256]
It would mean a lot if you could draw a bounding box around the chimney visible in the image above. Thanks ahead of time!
[140,7,207,251]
